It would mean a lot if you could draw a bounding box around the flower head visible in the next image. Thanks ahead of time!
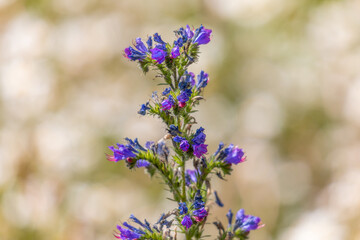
[181,215,193,229]
[192,127,206,145]
[124,46,147,61]
[179,202,188,215]
[185,169,198,186]
[138,102,150,115]
[171,45,180,58]
[196,71,209,90]
[193,25,212,45]
[150,47,167,64]
[193,144,208,158]
[193,207,208,222]
[233,209,263,233]
[108,144,137,161]
[179,140,190,152]
[114,223,144,239]
[224,145,245,165]
[161,95,175,111]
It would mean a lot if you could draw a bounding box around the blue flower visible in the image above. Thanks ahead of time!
[162,87,171,96]
[193,144,208,158]
[168,124,181,135]
[124,46,147,61]
[177,88,192,106]
[181,215,193,229]
[146,36,152,49]
[192,127,206,145]
[213,142,225,156]
[196,71,209,90]
[108,144,137,161]
[138,102,150,115]
[179,202,188,215]
[193,207,208,222]
[192,190,205,209]
[161,95,175,110]
[115,223,144,239]
[154,33,166,45]
[193,25,212,45]
[226,209,233,228]
[125,138,147,151]
[233,209,263,232]
[224,145,245,165]
[214,191,224,207]
[135,37,148,53]
[185,169,198,186]
[185,25,194,39]
[171,45,180,58]
[150,47,167,64]
[179,140,190,152]
[129,214,153,233]
[135,159,150,168]
[179,72,195,90]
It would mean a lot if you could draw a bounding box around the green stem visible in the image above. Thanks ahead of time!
[181,156,186,202]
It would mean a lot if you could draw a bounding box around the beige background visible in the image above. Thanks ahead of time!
[1,0,360,239]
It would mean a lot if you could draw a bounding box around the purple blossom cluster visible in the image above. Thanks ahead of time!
[226,209,264,234]
[173,127,208,158]
[179,191,208,230]
[124,25,212,64]
[108,24,263,239]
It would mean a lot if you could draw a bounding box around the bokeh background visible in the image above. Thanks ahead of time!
[1,0,360,239]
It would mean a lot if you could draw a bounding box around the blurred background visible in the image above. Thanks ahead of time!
[1,0,360,239]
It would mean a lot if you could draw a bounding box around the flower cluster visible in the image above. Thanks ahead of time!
[107,25,263,240]
[125,25,212,64]
[179,191,208,230]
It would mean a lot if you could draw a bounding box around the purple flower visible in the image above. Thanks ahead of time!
[180,140,190,152]
[193,144,208,158]
[179,202,188,215]
[179,72,194,90]
[185,169,198,185]
[146,36,152,49]
[177,89,192,106]
[233,209,263,232]
[145,141,154,150]
[114,224,144,239]
[124,46,147,61]
[135,159,150,168]
[181,215,193,229]
[214,191,224,207]
[192,127,206,145]
[193,25,212,45]
[226,209,233,228]
[138,102,150,115]
[185,25,194,39]
[161,95,175,110]
[224,145,245,165]
[129,214,153,233]
[168,124,181,136]
[162,87,171,96]
[193,207,208,222]
[196,70,209,90]
[108,144,137,161]
[192,190,205,209]
[135,37,148,53]
[171,45,180,58]
[213,142,225,156]
[150,47,167,64]
[154,33,166,45]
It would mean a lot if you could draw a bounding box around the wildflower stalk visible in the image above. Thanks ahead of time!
[108,24,264,240]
